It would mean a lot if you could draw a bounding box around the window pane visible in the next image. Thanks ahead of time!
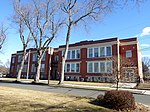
[22,64,27,72]
[42,53,46,61]
[126,50,132,58]
[16,65,20,72]
[88,63,93,73]
[40,64,45,72]
[106,62,112,73]
[62,50,65,56]
[12,57,15,63]
[71,63,75,72]
[100,47,105,57]
[94,48,99,58]
[67,51,71,59]
[31,64,36,72]
[94,62,99,73]
[72,50,75,59]
[89,48,93,58]
[76,63,80,72]
[100,62,105,73]
[18,55,22,62]
[106,46,112,56]
[32,53,37,61]
[67,64,70,72]
[76,50,80,59]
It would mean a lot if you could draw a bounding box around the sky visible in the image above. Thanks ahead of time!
[0,0,150,64]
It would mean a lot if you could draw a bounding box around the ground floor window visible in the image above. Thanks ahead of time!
[87,61,112,73]
[65,62,80,73]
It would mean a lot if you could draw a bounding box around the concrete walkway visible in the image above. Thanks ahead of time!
[0,78,150,96]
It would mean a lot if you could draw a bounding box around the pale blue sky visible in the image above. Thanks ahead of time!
[0,0,150,64]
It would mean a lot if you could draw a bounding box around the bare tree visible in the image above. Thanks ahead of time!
[12,4,31,81]
[58,0,145,84]
[142,57,150,72]
[107,55,138,90]
[58,0,117,84]
[0,24,7,51]
[13,0,62,82]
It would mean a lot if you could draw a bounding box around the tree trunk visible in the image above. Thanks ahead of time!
[34,50,42,82]
[58,23,72,84]
[35,57,42,82]
[17,48,26,81]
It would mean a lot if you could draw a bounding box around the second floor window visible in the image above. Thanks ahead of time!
[62,49,80,60]
[32,53,37,61]
[12,57,15,63]
[88,46,112,58]
[18,55,22,62]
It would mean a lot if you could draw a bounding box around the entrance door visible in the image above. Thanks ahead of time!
[125,69,135,82]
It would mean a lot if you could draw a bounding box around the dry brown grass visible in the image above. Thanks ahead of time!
[138,83,150,90]
[0,86,112,112]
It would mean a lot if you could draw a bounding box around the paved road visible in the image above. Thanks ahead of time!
[0,82,150,106]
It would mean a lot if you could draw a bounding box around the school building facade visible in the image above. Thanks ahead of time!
[9,37,143,82]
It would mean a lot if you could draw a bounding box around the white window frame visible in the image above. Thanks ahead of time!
[88,45,112,58]
[87,61,112,73]
[65,62,80,73]
[106,45,112,57]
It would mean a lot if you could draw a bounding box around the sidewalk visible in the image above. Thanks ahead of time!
[1,78,150,96]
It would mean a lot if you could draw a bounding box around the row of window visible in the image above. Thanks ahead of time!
[87,61,112,73]
[15,63,45,73]
[88,46,112,58]
[12,53,46,63]
[65,62,80,73]
[62,49,80,60]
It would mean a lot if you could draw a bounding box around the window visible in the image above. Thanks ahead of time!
[94,62,99,73]
[67,51,71,59]
[54,55,59,61]
[106,46,112,56]
[88,48,93,58]
[18,55,22,62]
[100,62,105,73]
[65,63,80,73]
[76,49,80,59]
[62,50,65,56]
[42,53,46,61]
[88,62,93,73]
[100,47,105,57]
[71,63,75,72]
[40,64,45,72]
[106,61,112,73]
[16,65,20,72]
[11,66,14,72]
[12,57,15,63]
[87,61,112,73]
[126,50,132,58]
[72,50,75,59]
[31,64,36,72]
[22,64,27,72]
[76,63,80,72]
[67,64,70,72]
[32,53,37,61]
[94,48,99,58]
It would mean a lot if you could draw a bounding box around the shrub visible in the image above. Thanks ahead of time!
[103,90,136,111]
[96,94,104,105]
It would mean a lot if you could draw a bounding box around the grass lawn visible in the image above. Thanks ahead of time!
[0,86,114,112]
[0,86,149,112]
